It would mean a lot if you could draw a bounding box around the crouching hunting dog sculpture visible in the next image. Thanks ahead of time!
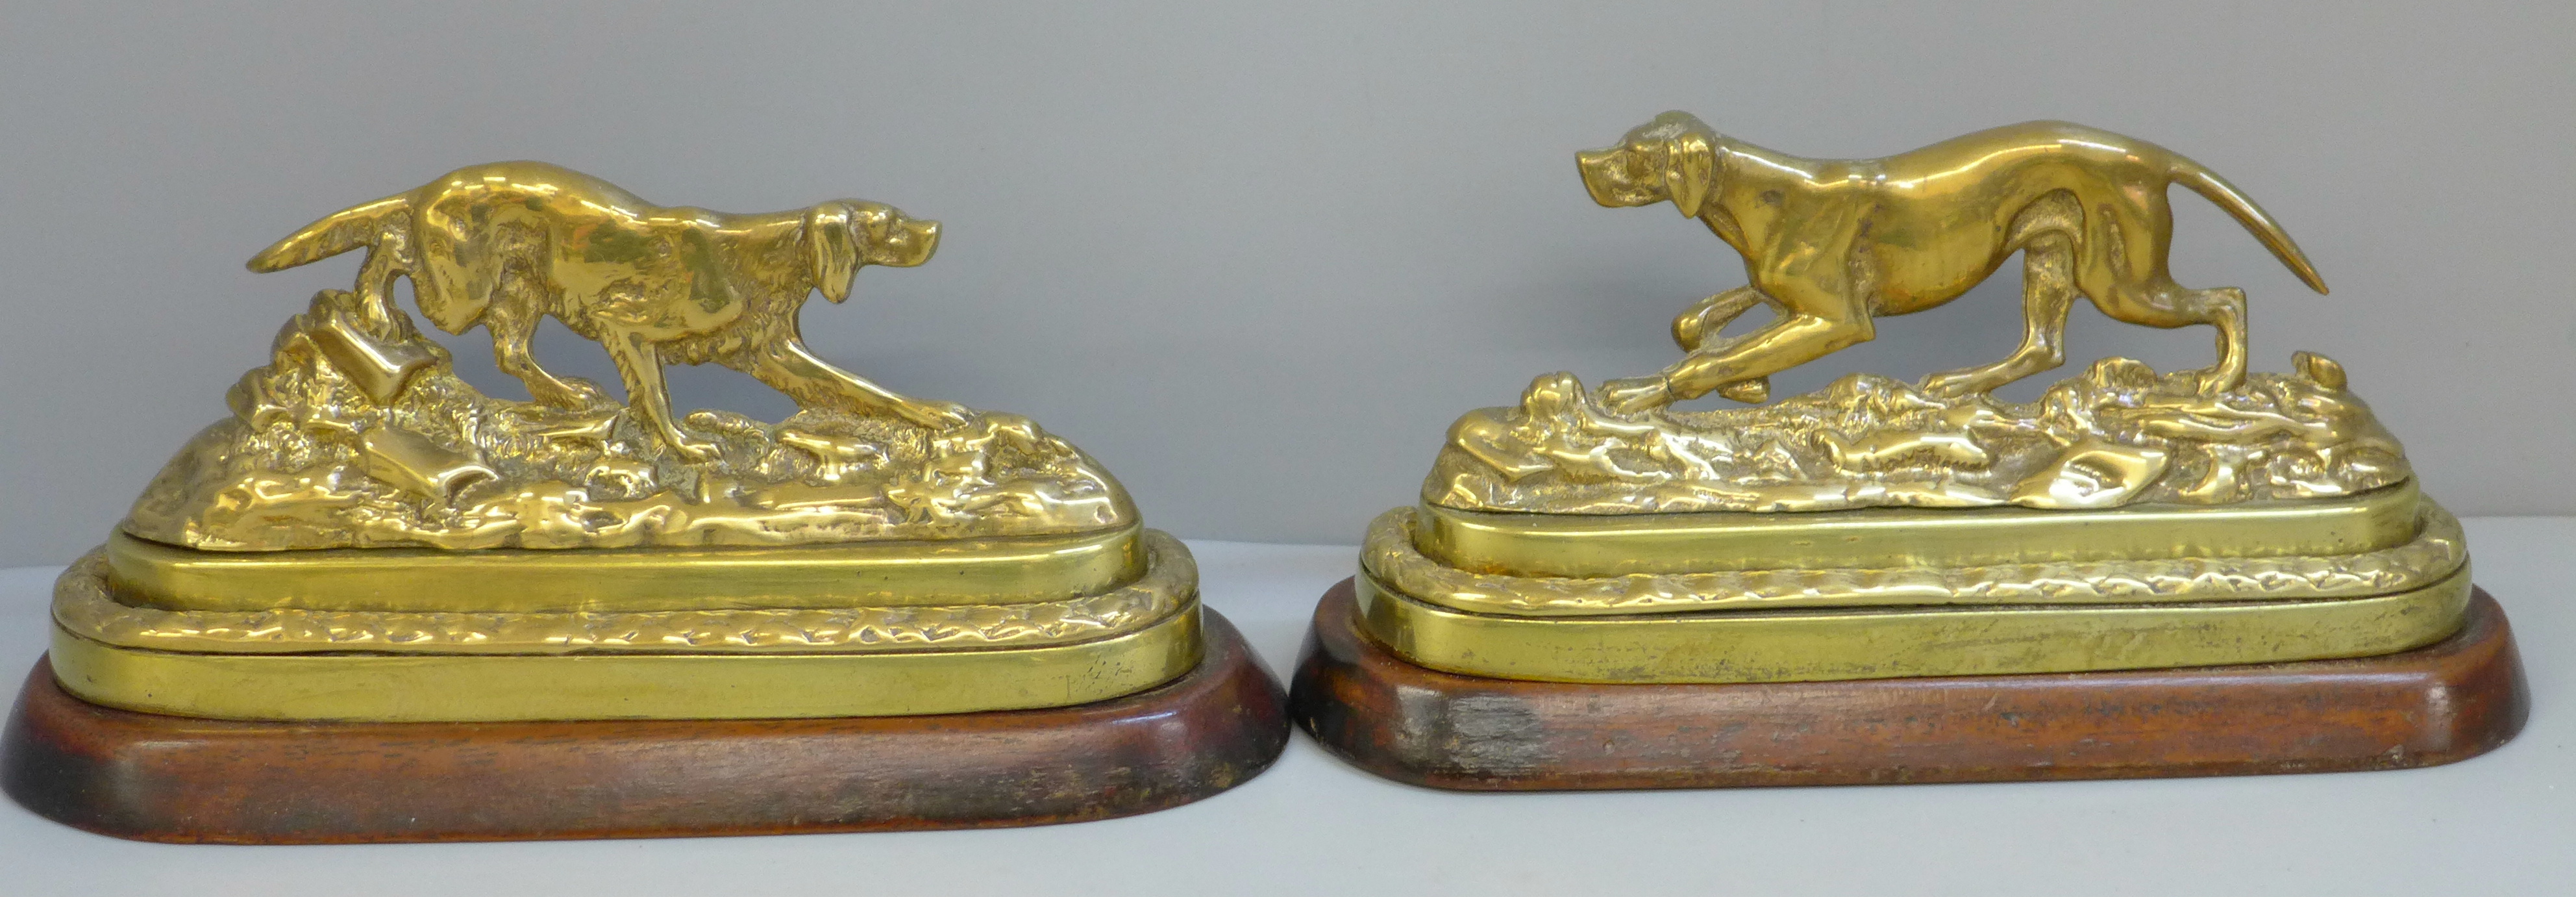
[1578,112,2329,412]
[249,161,965,461]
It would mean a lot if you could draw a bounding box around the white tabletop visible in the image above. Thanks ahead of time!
[3,519,2568,896]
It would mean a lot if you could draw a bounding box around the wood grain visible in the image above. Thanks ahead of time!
[1291,579,2527,790]
[3,609,1287,843]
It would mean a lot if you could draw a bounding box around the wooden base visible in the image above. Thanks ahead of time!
[3,610,1287,843]
[1291,579,2528,790]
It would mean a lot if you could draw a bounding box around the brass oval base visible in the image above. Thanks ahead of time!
[1357,566,2471,684]
[5,610,1287,842]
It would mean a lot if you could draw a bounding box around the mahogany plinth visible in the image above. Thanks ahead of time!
[1290,579,2527,790]
[3,610,1287,843]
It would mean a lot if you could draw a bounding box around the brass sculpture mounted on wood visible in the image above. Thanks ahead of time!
[7,165,1290,844]
[53,163,1198,723]
[1359,113,2469,686]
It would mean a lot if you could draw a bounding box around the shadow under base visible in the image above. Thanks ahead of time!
[1290,579,2525,790]
[3,610,1287,843]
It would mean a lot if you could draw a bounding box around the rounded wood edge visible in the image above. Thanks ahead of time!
[1289,577,2529,791]
[1,609,1288,844]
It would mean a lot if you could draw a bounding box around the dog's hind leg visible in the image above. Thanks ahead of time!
[2169,285,2249,393]
[747,339,971,430]
[2077,196,2253,394]
[350,218,414,337]
[1922,232,2076,396]
[2086,273,2251,395]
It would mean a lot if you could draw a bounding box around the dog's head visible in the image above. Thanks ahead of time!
[1576,111,1720,218]
[803,201,941,303]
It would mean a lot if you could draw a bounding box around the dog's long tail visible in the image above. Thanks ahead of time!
[246,195,410,273]
[2168,159,2329,294]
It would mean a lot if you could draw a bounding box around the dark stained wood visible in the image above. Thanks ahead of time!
[3,610,1286,843]
[1291,579,2528,790]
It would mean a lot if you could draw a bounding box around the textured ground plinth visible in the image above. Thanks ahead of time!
[125,290,1132,550]
[1427,354,2409,514]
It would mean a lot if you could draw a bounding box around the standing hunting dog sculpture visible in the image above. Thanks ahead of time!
[1578,112,2329,412]
[249,161,963,461]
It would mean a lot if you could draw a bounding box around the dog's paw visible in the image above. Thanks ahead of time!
[1715,377,1770,403]
[534,378,612,410]
[2191,368,2248,396]
[905,400,974,431]
[1917,373,1974,398]
[666,435,724,464]
[1596,376,1672,415]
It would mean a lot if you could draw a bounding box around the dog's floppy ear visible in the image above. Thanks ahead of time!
[803,201,861,303]
[1664,129,1716,219]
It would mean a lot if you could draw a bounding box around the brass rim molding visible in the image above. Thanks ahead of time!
[1418,481,2420,577]
[106,524,1144,613]
[1368,498,2466,617]
[1356,495,2474,683]
[49,532,1204,721]
[1356,566,2470,685]
[49,611,1199,722]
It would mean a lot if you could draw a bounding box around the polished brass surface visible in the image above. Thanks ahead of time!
[1575,112,2326,414]
[1356,566,2470,685]
[1367,501,2464,617]
[133,164,1132,553]
[1418,481,2418,578]
[106,525,1143,613]
[61,531,1195,656]
[50,607,1201,722]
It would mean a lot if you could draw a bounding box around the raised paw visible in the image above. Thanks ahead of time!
[1596,376,1673,415]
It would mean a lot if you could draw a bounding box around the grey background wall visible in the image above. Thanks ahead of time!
[1,1,2569,566]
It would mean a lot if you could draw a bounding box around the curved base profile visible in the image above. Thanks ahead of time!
[3,610,1287,843]
[1291,578,2527,790]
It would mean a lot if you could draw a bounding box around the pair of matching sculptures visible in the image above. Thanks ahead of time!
[0,113,2525,843]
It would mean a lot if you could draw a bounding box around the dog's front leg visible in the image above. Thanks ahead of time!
[487,303,606,409]
[1648,266,1874,410]
[1672,286,1770,353]
[601,329,721,463]
[746,340,970,430]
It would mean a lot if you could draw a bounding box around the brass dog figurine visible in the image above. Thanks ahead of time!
[249,161,964,461]
[1578,112,2329,412]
